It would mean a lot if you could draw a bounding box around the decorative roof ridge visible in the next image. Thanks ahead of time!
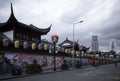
[59,38,73,46]
[0,23,6,26]
[7,3,18,23]
[11,3,13,15]
[29,24,51,33]
[0,3,51,34]
[66,37,68,40]
[30,24,51,29]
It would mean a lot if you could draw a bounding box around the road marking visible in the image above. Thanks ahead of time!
[108,77,120,80]
[82,71,92,75]
[76,71,94,76]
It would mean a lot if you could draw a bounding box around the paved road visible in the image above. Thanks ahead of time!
[3,63,120,81]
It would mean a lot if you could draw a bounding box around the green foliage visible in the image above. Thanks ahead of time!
[75,61,82,69]
[61,60,69,70]
[26,59,42,74]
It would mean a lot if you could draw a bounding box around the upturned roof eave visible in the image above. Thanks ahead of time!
[0,3,51,35]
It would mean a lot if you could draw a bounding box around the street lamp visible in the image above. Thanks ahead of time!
[51,35,59,71]
[72,20,83,69]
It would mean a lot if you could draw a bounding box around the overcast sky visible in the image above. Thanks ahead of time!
[0,0,120,52]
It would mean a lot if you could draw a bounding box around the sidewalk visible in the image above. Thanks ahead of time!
[0,68,60,80]
[0,65,93,80]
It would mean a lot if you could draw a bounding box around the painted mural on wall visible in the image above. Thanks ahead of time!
[4,53,64,69]
[0,53,17,74]
[18,54,63,69]
[0,54,4,63]
[3,52,89,72]
[0,53,4,74]
[4,53,89,66]
[4,53,18,65]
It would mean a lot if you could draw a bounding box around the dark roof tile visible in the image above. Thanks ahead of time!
[0,3,51,35]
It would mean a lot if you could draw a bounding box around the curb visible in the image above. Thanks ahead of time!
[0,70,60,80]
[0,66,91,80]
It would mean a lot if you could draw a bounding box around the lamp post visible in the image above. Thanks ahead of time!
[72,20,83,69]
[51,35,59,71]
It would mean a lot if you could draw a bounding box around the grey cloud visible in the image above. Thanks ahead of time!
[0,0,19,22]
[59,0,120,48]
[60,0,98,25]
[0,0,10,8]
[93,0,120,41]
[0,0,17,8]
[0,0,120,52]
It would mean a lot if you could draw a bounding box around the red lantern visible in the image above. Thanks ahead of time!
[38,44,43,50]
[79,45,83,50]
[51,35,59,43]
[23,41,28,49]
[3,38,9,47]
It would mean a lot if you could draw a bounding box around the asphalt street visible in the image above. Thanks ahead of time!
[2,63,120,81]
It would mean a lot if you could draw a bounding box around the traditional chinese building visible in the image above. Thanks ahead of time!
[0,4,51,53]
[59,37,89,52]
[58,37,90,59]
[59,37,74,49]
[0,4,51,43]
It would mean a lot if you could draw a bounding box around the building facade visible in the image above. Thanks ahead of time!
[0,4,51,53]
[91,35,99,52]
[110,39,116,52]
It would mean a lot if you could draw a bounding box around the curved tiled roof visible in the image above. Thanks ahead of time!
[0,3,51,35]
